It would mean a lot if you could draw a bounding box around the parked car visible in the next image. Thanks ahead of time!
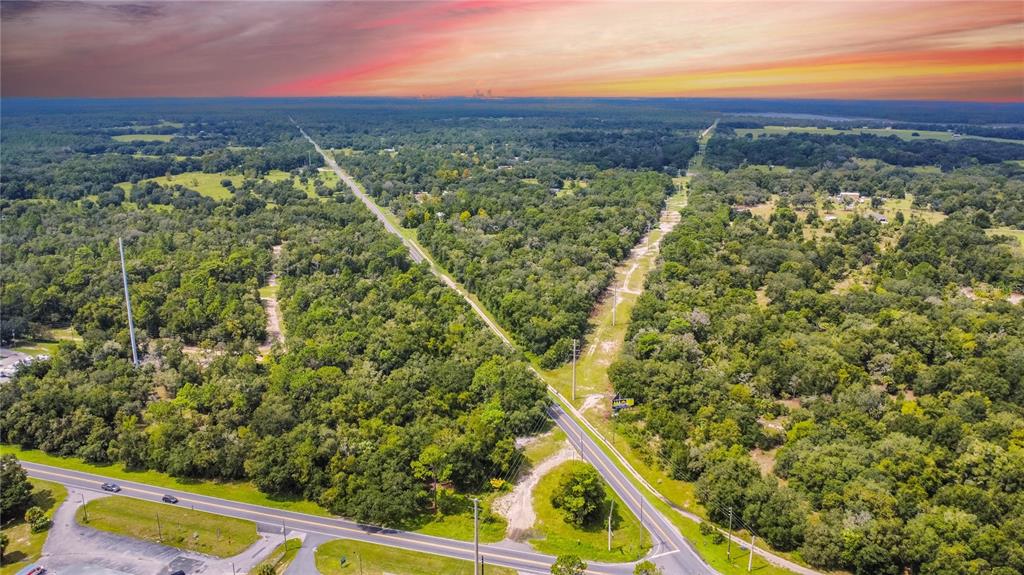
[170,570,186,575]
[162,494,179,504]
[100,482,121,492]
[26,567,46,575]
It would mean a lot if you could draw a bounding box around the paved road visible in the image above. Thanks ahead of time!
[23,462,641,575]
[296,124,716,575]
[294,123,425,264]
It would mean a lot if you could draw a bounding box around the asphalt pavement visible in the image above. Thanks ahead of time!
[23,461,642,575]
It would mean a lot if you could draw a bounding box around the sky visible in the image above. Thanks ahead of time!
[2,1,1022,101]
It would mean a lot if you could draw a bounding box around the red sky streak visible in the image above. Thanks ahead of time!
[1,1,1021,101]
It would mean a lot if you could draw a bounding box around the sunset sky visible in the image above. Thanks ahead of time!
[2,1,1022,101]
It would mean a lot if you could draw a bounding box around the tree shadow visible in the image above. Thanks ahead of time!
[1,550,29,565]
[32,487,56,511]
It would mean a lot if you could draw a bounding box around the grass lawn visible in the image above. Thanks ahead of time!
[315,539,516,575]
[530,460,647,562]
[0,478,67,575]
[259,284,280,299]
[253,538,302,574]
[407,491,506,543]
[112,134,175,142]
[76,496,257,557]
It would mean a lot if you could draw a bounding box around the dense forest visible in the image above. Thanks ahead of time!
[340,145,676,358]
[610,170,1024,574]
[0,195,547,524]
[3,99,1024,569]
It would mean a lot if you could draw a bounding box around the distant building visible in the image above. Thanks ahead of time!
[868,212,888,224]
[824,214,839,222]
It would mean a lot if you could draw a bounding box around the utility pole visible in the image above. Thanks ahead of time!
[727,507,733,560]
[607,500,614,551]
[118,238,139,367]
[748,535,756,572]
[571,338,578,401]
[480,555,485,575]
[81,493,88,522]
[358,553,363,575]
[472,498,480,575]
[156,512,163,542]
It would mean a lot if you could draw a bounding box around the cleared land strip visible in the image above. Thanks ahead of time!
[258,243,284,357]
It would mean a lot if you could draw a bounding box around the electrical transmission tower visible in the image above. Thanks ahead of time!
[118,237,139,367]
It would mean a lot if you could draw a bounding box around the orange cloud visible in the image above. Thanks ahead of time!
[3,1,1022,100]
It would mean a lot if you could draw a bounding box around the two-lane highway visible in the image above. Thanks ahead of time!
[24,461,642,575]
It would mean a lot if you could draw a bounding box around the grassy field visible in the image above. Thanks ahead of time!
[530,460,648,562]
[0,445,506,544]
[76,496,258,557]
[118,169,336,202]
[0,478,67,575]
[112,134,175,142]
[522,428,566,466]
[407,489,506,543]
[878,194,947,225]
[314,539,516,575]
[987,227,1024,255]
[734,125,1024,145]
[9,339,60,356]
[259,284,280,299]
[122,171,243,200]
[253,538,302,574]
[8,327,80,356]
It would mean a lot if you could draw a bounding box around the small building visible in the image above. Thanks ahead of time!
[823,214,839,222]
[868,212,888,224]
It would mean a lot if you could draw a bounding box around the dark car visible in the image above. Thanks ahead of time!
[169,570,186,575]
[162,494,179,504]
[100,482,121,492]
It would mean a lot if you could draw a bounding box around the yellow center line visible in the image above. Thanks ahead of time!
[576,438,677,550]
[27,466,625,575]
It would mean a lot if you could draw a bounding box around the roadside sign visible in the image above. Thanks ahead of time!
[612,396,635,409]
